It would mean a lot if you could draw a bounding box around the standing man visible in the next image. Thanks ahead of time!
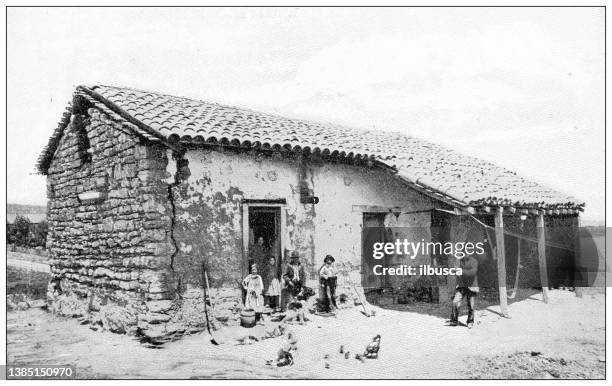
[283,250,306,304]
[450,255,479,328]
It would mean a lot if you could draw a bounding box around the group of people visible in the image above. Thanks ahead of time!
[243,237,481,327]
[242,237,282,311]
[242,238,339,314]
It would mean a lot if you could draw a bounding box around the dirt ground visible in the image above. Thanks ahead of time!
[6,288,604,379]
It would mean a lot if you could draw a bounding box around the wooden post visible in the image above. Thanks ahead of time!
[495,207,510,317]
[242,204,249,278]
[536,212,550,303]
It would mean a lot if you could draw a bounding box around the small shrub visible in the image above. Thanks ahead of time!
[8,215,31,245]
[6,217,47,248]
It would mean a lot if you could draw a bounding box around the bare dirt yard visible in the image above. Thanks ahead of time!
[7,289,604,379]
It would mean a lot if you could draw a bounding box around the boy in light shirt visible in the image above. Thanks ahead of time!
[319,254,338,312]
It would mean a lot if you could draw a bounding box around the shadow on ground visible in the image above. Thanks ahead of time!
[366,287,551,320]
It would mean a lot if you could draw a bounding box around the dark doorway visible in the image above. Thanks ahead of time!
[246,206,282,277]
[361,212,389,289]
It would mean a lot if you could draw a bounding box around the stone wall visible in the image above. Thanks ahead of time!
[45,103,178,340]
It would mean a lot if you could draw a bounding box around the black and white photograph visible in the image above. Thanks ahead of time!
[3,4,607,380]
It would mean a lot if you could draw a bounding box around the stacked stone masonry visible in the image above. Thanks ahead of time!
[46,106,179,339]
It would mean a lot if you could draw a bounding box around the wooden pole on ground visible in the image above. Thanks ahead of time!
[494,207,510,317]
[536,212,550,303]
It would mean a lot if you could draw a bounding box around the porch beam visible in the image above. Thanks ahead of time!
[494,207,510,318]
[536,212,550,303]
[351,205,429,213]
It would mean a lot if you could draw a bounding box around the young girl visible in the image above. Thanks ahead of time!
[242,263,264,311]
[265,256,282,311]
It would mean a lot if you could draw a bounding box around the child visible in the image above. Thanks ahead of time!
[242,263,264,311]
[265,256,281,311]
[319,254,338,312]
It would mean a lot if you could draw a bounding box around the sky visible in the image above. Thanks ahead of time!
[6,7,605,222]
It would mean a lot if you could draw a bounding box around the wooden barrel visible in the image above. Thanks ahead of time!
[240,308,256,328]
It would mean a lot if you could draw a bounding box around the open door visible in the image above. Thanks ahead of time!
[241,201,286,281]
[361,212,388,290]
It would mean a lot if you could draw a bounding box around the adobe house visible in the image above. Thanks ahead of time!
[37,85,585,340]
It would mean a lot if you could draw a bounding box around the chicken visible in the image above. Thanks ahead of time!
[364,334,381,359]
[276,331,298,367]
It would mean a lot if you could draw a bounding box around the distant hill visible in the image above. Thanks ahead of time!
[583,225,605,237]
[7,204,47,223]
[581,219,605,227]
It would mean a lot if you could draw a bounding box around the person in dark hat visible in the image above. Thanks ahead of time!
[319,254,338,312]
[283,251,306,303]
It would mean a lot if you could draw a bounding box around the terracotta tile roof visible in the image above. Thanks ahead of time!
[38,84,584,211]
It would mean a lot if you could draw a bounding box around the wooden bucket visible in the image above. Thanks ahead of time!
[240,308,256,328]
